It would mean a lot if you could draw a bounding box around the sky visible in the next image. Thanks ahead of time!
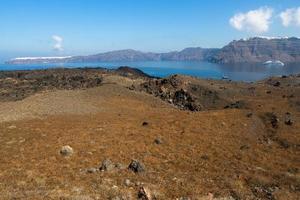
[0,0,300,61]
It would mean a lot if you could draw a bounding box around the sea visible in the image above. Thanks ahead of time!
[0,61,300,82]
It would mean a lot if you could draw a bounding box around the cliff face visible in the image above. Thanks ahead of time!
[6,37,300,64]
[210,37,300,63]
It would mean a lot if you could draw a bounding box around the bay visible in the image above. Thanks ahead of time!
[0,61,300,82]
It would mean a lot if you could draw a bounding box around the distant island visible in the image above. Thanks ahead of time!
[7,37,300,64]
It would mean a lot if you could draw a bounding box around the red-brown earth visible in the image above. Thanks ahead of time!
[0,68,299,200]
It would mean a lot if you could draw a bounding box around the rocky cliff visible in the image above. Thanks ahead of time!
[210,37,300,63]
[7,37,300,64]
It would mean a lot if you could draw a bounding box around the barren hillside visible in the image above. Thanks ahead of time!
[0,68,299,199]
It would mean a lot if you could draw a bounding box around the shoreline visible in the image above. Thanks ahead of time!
[0,64,299,83]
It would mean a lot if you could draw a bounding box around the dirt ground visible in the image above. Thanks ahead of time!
[0,68,299,200]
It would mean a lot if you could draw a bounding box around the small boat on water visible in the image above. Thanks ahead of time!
[263,60,285,67]
[222,75,229,80]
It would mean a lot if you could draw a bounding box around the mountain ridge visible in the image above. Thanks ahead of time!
[7,37,300,64]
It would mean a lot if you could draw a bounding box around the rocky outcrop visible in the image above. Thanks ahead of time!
[0,67,150,102]
[115,66,154,78]
[136,75,230,111]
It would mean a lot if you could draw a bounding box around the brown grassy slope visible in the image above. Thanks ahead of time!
[0,70,299,199]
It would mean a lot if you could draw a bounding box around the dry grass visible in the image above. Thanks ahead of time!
[0,74,299,199]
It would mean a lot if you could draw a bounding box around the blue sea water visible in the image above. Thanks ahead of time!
[0,61,300,82]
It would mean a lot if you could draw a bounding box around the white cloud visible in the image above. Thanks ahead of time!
[280,7,300,27]
[230,7,273,33]
[52,35,64,51]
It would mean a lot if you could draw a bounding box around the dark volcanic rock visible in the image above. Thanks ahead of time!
[137,187,152,200]
[266,79,281,87]
[277,139,291,149]
[154,138,162,145]
[263,112,279,129]
[128,160,145,173]
[142,122,149,126]
[0,68,104,102]
[246,113,253,118]
[285,112,294,125]
[115,66,153,78]
[273,81,281,87]
[173,89,201,111]
[137,75,229,111]
[0,67,152,102]
[224,100,247,109]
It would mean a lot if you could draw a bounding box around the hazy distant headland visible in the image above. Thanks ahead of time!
[7,37,300,65]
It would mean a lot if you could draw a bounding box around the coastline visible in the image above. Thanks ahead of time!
[1,61,300,82]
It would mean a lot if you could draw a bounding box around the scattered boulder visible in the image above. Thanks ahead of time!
[142,122,149,126]
[252,185,276,200]
[128,160,145,173]
[273,81,281,87]
[100,159,115,171]
[154,138,162,145]
[124,179,132,187]
[115,163,126,170]
[128,85,135,90]
[266,79,281,87]
[246,113,253,118]
[86,168,98,173]
[224,100,247,109]
[285,112,294,125]
[178,197,191,200]
[138,186,152,200]
[7,125,17,129]
[60,145,74,157]
[200,155,209,160]
[240,145,250,150]
[264,112,279,128]
[277,139,290,149]
[110,196,122,200]
[135,181,143,187]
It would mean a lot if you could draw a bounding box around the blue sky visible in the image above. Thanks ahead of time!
[0,0,299,60]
